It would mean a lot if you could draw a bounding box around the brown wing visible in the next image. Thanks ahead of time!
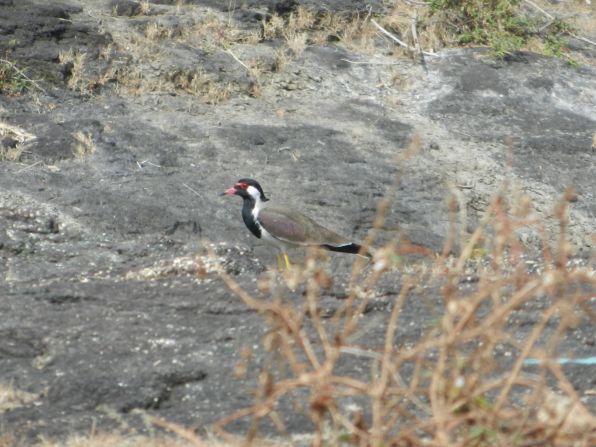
[258,206,350,247]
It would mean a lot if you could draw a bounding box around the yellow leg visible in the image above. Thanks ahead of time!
[275,253,291,270]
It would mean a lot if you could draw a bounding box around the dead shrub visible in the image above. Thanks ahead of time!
[209,143,594,446]
[71,130,95,160]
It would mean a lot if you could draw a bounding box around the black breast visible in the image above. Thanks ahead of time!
[241,199,261,239]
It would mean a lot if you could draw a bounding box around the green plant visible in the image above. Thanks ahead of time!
[541,20,577,64]
[0,59,31,94]
[544,36,566,57]
[429,0,533,56]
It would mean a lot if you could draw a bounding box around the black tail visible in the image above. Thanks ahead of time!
[321,243,372,258]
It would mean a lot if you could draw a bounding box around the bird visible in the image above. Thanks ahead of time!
[223,178,370,269]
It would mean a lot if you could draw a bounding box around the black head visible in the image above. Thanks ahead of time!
[223,178,269,202]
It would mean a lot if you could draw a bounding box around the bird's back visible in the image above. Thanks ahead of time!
[258,204,350,247]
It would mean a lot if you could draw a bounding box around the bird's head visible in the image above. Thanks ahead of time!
[223,178,269,202]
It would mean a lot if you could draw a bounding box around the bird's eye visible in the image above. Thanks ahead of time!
[236,182,249,190]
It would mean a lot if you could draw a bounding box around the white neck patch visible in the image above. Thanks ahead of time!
[247,185,264,217]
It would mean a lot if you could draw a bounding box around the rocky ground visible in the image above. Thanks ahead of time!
[0,0,594,443]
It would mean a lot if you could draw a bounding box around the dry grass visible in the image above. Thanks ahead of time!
[252,1,595,62]
[262,14,285,40]
[92,9,261,98]
[214,227,593,446]
[0,121,35,162]
[259,1,595,61]
[263,7,378,54]
[187,13,258,49]
[272,48,289,73]
[59,50,88,92]
[35,434,200,447]
[139,0,151,16]
[530,0,596,37]
[98,44,113,61]
[170,69,234,104]
[0,144,23,162]
[52,0,596,99]
[71,130,95,160]
[286,33,308,56]
[0,383,39,412]
[380,0,596,60]
[18,432,288,447]
[144,22,176,41]
[337,13,378,53]
[287,7,317,32]
[380,3,451,55]
[24,433,215,447]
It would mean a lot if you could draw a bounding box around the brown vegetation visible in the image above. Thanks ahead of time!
[207,143,595,447]
[71,131,95,160]
[56,1,595,101]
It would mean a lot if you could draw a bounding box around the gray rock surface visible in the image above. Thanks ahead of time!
[0,0,594,442]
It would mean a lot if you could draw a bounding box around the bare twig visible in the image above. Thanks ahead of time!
[340,58,400,65]
[363,5,373,23]
[182,182,202,198]
[402,0,431,5]
[149,416,211,447]
[410,10,426,66]
[524,0,554,20]
[570,33,596,46]
[225,48,250,72]
[538,17,556,32]
[522,0,596,47]
[494,303,560,411]
[136,159,161,169]
[16,160,42,173]
[371,19,436,57]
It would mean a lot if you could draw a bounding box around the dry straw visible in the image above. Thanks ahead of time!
[207,139,594,447]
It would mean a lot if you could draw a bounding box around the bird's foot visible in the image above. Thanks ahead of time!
[276,253,292,271]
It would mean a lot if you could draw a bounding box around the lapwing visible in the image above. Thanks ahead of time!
[223,178,370,269]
